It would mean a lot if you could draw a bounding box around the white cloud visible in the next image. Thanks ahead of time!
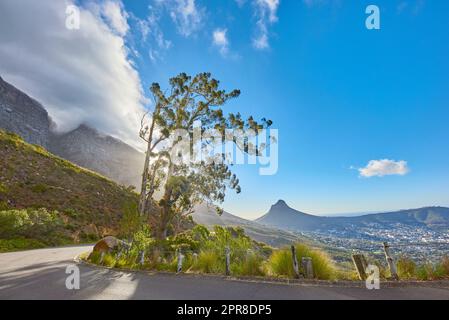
[213,28,229,56]
[159,0,204,37]
[253,0,280,50]
[130,5,172,62]
[101,0,129,36]
[0,0,145,149]
[357,159,410,178]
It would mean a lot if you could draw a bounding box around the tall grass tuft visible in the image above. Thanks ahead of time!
[397,256,417,279]
[267,243,336,280]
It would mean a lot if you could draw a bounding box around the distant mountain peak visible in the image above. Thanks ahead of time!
[274,199,288,207]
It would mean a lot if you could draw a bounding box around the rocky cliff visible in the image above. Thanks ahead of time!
[0,76,50,148]
[49,125,144,189]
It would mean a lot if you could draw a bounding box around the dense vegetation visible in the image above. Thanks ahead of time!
[0,130,138,250]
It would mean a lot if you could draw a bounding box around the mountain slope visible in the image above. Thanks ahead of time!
[0,76,51,148]
[0,130,138,241]
[0,75,144,188]
[49,125,144,189]
[256,200,449,232]
[192,204,308,247]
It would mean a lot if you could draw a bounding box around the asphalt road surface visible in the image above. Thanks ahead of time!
[0,246,448,300]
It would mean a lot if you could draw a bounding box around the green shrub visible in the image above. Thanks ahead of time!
[102,253,117,267]
[89,251,102,264]
[416,263,435,281]
[231,252,265,277]
[0,209,32,238]
[31,183,49,193]
[0,182,8,194]
[397,256,417,279]
[192,250,224,274]
[267,244,336,280]
[0,238,46,252]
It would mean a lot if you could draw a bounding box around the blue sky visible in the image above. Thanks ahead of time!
[119,0,449,218]
[1,0,448,219]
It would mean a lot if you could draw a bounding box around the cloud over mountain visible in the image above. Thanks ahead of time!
[0,0,145,149]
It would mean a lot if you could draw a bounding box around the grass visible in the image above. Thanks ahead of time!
[267,244,337,280]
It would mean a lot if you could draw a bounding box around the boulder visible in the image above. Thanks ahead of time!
[92,236,128,254]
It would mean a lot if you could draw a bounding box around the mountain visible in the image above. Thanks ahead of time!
[49,125,144,189]
[0,76,144,188]
[256,200,449,232]
[0,76,51,148]
[192,204,308,247]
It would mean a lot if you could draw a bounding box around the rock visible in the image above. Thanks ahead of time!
[0,76,50,148]
[92,236,129,254]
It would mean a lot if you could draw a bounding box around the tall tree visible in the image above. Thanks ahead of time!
[139,72,272,240]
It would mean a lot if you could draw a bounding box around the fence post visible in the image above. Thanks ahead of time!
[139,250,145,266]
[301,257,314,279]
[291,245,300,279]
[177,250,184,273]
[383,242,399,280]
[225,246,231,276]
[352,254,369,280]
[99,252,105,264]
[116,249,122,261]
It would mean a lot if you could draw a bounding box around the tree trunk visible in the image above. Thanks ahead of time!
[138,145,151,215]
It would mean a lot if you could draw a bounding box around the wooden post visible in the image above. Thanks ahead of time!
[291,245,300,279]
[301,257,314,279]
[139,250,145,266]
[99,252,105,264]
[225,246,231,276]
[383,242,399,280]
[177,250,184,273]
[351,254,368,280]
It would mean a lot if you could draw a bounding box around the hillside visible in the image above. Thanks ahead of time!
[192,204,310,248]
[256,200,449,232]
[49,124,144,189]
[0,75,144,189]
[0,130,138,243]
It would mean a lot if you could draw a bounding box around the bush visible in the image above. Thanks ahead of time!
[0,208,63,241]
[102,253,117,267]
[192,250,224,274]
[0,182,8,194]
[231,252,266,277]
[267,244,336,280]
[397,256,417,279]
[0,238,46,252]
[416,263,435,281]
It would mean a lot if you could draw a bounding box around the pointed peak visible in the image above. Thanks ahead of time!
[274,199,288,207]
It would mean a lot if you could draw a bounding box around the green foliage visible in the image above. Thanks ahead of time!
[0,182,7,194]
[132,225,154,252]
[397,256,417,279]
[31,183,49,193]
[89,251,102,264]
[119,201,142,240]
[267,244,337,280]
[416,263,436,280]
[0,208,67,248]
[192,250,224,274]
[231,252,266,277]
[0,129,139,247]
[0,238,46,252]
[138,73,273,238]
[102,253,117,268]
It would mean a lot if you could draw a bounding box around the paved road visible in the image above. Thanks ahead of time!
[0,246,448,300]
